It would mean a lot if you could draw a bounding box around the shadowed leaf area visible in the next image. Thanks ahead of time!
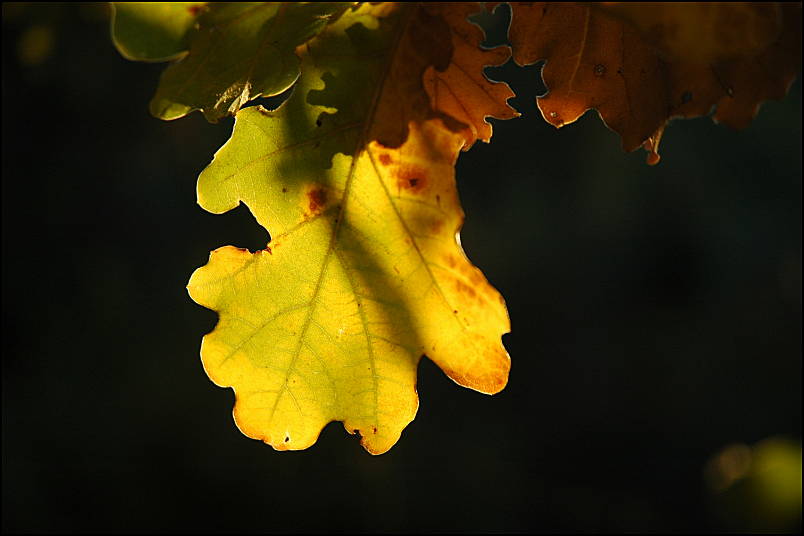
[112,2,353,121]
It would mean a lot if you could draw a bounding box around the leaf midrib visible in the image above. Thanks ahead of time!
[267,5,418,427]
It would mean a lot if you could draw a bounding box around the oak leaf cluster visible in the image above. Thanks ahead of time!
[112,2,801,453]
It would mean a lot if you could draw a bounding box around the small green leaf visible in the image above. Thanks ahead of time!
[111,2,203,62]
[149,2,352,122]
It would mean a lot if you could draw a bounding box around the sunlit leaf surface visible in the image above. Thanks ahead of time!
[188,3,514,453]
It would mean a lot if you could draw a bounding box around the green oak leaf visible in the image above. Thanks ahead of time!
[111,2,204,62]
[112,2,353,122]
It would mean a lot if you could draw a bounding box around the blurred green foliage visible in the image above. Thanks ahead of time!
[707,437,802,531]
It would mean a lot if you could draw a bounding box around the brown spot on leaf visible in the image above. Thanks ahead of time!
[594,63,606,77]
[187,4,203,16]
[306,187,328,214]
[282,187,288,193]
[379,154,392,166]
[455,279,478,300]
[396,167,428,194]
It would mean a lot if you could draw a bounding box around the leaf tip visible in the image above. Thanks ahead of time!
[642,124,665,166]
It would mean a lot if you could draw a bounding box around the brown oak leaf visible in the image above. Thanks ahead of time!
[423,3,519,148]
[508,2,802,164]
[356,2,517,149]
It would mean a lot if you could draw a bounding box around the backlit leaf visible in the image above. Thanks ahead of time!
[423,3,519,146]
[187,3,514,453]
[508,2,802,164]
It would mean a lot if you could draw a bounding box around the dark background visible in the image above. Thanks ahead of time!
[3,3,801,533]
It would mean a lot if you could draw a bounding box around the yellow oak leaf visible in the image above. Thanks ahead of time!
[187,2,514,453]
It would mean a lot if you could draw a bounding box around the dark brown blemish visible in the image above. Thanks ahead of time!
[282,187,288,193]
[265,246,272,254]
[188,4,203,16]
[284,436,290,443]
[396,167,428,194]
[307,187,327,214]
[379,154,392,166]
[681,91,693,104]
[593,64,606,77]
